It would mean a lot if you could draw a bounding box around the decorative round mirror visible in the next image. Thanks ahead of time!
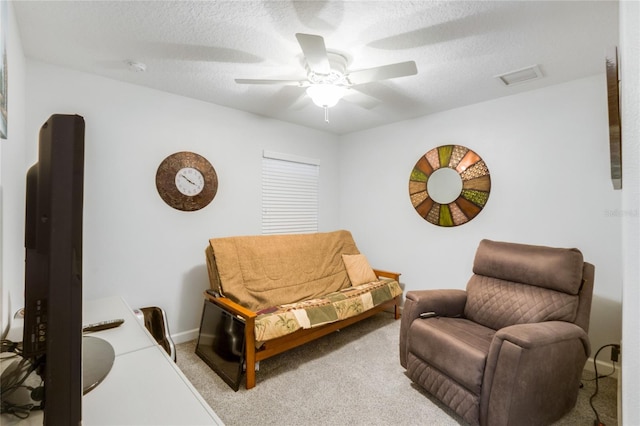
[409,145,491,226]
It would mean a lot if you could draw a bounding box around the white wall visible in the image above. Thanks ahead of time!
[0,2,27,336]
[338,74,622,357]
[20,61,341,341]
[620,1,640,424]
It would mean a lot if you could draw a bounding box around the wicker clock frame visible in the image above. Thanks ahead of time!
[156,151,218,211]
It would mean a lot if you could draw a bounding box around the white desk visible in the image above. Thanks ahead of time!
[1,296,224,425]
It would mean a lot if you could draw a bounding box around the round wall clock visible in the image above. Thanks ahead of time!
[156,151,218,211]
[409,145,491,227]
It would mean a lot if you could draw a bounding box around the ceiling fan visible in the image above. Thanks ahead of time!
[235,33,418,122]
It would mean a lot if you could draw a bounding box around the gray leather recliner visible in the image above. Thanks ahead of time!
[400,239,594,426]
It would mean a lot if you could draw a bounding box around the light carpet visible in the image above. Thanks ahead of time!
[176,313,617,426]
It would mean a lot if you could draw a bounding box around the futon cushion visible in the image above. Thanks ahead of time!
[254,278,402,342]
[473,239,584,295]
[408,317,495,395]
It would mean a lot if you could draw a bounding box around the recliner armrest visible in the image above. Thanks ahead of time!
[481,321,590,425]
[399,289,467,367]
[494,321,590,355]
[405,289,467,317]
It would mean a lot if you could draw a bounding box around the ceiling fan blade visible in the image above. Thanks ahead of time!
[235,78,305,86]
[268,86,307,110]
[295,33,330,75]
[342,89,381,110]
[347,61,418,85]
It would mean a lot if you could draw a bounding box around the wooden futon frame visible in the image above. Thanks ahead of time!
[203,269,401,390]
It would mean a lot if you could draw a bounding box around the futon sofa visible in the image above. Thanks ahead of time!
[203,230,402,389]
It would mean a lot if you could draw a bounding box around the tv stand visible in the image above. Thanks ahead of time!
[1,296,223,425]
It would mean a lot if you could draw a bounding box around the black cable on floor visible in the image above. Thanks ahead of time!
[589,343,619,426]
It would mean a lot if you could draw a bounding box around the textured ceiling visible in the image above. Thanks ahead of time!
[13,1,619,135]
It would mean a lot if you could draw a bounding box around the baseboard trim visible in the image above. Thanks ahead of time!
[584,356,620,380]
[172,328,199,345]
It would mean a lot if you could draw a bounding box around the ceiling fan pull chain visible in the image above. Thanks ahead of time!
[324,106,329,123]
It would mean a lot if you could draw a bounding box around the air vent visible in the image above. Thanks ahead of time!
[495,65,543,86]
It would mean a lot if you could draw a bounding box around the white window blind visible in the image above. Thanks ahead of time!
[262,151,319,235]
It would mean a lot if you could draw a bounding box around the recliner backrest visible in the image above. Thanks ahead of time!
[463,239,586,331]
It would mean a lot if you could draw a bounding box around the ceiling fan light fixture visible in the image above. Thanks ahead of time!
[306,83,346,108]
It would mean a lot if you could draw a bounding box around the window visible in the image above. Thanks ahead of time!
[262,151,319,235]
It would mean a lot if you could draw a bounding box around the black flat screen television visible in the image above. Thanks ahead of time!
[195,300,246,391]
[23,114,85,425]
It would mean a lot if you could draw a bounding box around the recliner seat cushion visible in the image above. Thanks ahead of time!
[408,317,495,395]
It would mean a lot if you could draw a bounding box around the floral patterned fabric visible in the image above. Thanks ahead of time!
[254,278,402,342]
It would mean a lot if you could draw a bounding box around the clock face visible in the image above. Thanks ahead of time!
[175,167,205,196]
[156,152,218,211]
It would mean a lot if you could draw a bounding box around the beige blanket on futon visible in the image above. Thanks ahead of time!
[208,230,360,312]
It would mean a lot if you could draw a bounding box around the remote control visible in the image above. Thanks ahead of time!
[419,312,438,319]
[83,318,125,332]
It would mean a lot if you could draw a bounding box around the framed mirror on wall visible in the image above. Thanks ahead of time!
[409,145,491,227]
[606,46,622,190]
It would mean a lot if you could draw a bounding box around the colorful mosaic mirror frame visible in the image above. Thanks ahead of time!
[409,145,491,227]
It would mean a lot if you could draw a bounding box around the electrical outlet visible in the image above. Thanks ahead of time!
[611,344,620,362]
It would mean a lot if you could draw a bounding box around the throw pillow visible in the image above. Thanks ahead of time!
[342,254,378,285]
